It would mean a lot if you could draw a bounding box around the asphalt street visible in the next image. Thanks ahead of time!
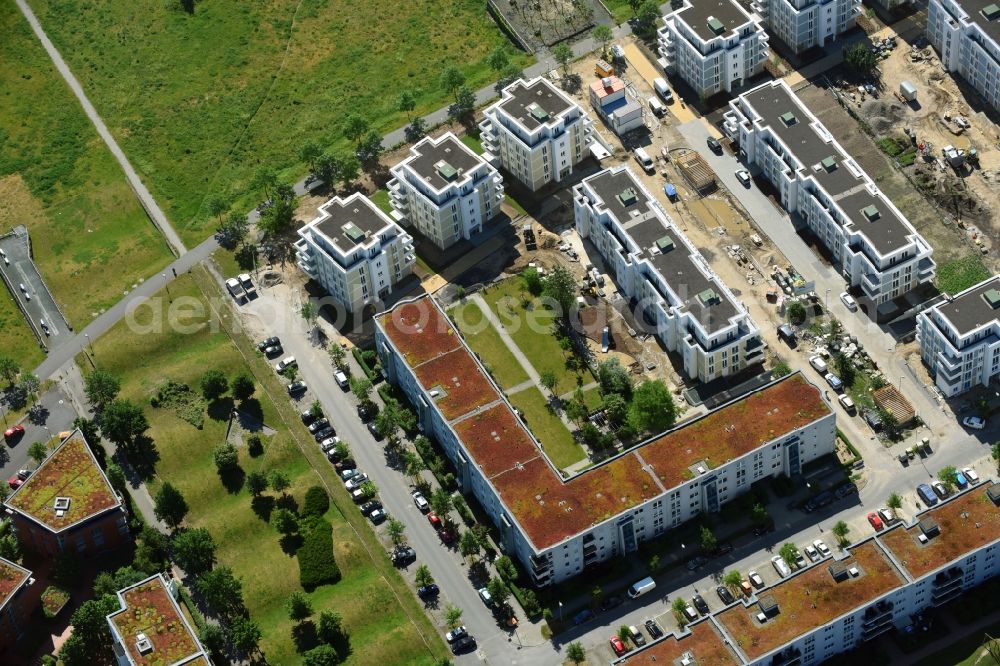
[1,384,79,485]
[0,231,70,350]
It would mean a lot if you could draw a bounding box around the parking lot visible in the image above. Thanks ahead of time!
[0,227,71,351]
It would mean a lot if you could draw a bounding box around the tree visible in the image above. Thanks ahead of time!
[205,194,229,223]
[699,526,718,553]
[231,372,255,401]
[28,441,48,466]
[153,482,188,530]
[495,555,518,582]
[887,492,903,517]
[212,443,239,473]
[567,642,586,664]
[84,369,120,410]
[19,373,40,407]
[723,570,743,592]
[591,585,604,609]
[440,65,466,96]
[287,590,314,621]
[376,398,401,442]
[444,605,463,630]
[938,465,959,490]
[301,301,317,329]
[592,24,613,56]
[772,361,792,378]
[602,392,628,425]
[780,542,800,568]
[486,576,510,606]
[459,528,481,562]
[751,503,769,527]
[448,85,476,124]
[350,376,373,404]
[258,192,295,236]
[246,470,268,496]
[542,265,576,320]
[628,380,677,433]
[833,520,851,546]
[564,389,589,424]
[217,211,249,248]
[648,554,661,572]
[343,114,370,144]
[173,527,216,575]
[787,301,807,325]
[133,526,170,574]
[269,470,291,495]
[196,566,244,616]
[252,166,278,201]
[356,129,384,169]
[73,417,101,447]
[303,645,338,666]
[552,43,573,74]
[59,595,118,665]
[303,486,330,517]
[486,46,510,72]
[317,609,345,645]
[494,63,523,96]
[415,564,435,589]
[844,42,877,73]
[396,89,416,120]
[336,152,360,185]
[328,344,347,370]
[0,355,18,386]
[618,625,630,644]
[672,597,690,624]
[430,488,453,519]
[199,624,226,660]
[404,451,425,484]
[230,615,262,658]
[387,517,406,546]
[539,370,557,393]
[300,140,323,172]
[271,508,299,535]
[521,267,543,296]
[93,566,146,598]
[405,116,428,143]
[101,399,149,447]
[635,0,660,34]
[597,358,632,398]
[833,352,855,388]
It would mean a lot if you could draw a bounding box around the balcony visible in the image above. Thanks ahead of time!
[917,257,935,280]
[931,567,964,605]
[530,554,552,574]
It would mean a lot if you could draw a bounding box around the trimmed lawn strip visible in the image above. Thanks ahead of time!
[449,300,529,389]
[580,385,603,411]
[508,387,587,470]
[460,134,484,155]
[602,0,635,24]
[370,190,393,215]
[87,270,446,665]
[937,254,991,296]
[29,0,532,245]
[0,4,173,328]
[0,285,44,370]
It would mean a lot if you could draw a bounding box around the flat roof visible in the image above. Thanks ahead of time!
[952,0,1000,44]
[618,619,740,665]
[0,557,32,614]
[673,0,756,41]
[5,432,121,533]
[928,274,1000,336]
[308,193,394,254]
[590,76,625,99]
[880,486,1000,579]
[717,541,906,660]
[403,133,487,191]
[379,296,830,550]
[739,81,916,256]
[581,167,740,333]
[107,574,207,666]
[497,77,577,131]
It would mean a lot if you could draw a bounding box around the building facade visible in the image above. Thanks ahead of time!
[0,558,34,658]
[387,132,505,250]
[575,166,765,382]
[658,0,768,98]
[917,274,1000,396]
[376,296,834,587]
[295,193,415,313]
[724,80,935,315]
[927,0,1000,113]
[753,0,861,53]
[4,432,129,558]
[479,77,594,191]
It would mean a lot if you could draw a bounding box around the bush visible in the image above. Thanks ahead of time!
[297,516,341,590]
[453,495,475,526]
[302,486,330,517]
[352,347,381,381]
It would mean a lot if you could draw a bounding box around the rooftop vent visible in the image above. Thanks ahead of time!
[53,497,71,512]
[527,102,550,122]
[135,632,153,655]
[681,651,695,665]
[343,223,367,244]
[985,289,1000,309]
[862,205,881,221]
[617,187,638,206]
[698,288,721,306]
[758,594,779,616]
[820,156,837,171]
[829,561,850,582]
[429,389,441,398]
[919,517,940,538]
[655,235,675,253]
[849,566,860,577]
[988,482,1000,505]
[434,160,458,181]
[707,15,725,35]
[780,111,797,127]
[983,3,1000,20]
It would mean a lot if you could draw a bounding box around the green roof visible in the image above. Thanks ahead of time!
[707,17,725,35]
[984,289,1000,308]
[821,156,837,171]
[656,235,675,252]
[344,223,367,243]
[983,3,1000,20]
[528,103,550,122]
[862,205,881,221]
[780,111,797,126]
[435,160,458,181]
[617,188,638,207]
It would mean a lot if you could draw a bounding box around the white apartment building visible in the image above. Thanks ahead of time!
[753,0,861,53]
[575,166,765,383]
[479,77,594,191]
[617,483,1000,666]
[928,0,1000,113]
[295,193,414,313]
[917,274,1000,396]
[387,132,505,251]
[658,0,768,99]
[376,295,835,587]
[724,80,935,316]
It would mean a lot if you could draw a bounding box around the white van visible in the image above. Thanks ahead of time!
[648,96,666,117]
[771,555,791,578]
[838,394,855,412]
[653,77,673,103]
[627,576,656,599]
[334,370,349,390]
[808,356,827,373]
[634,147,655,174]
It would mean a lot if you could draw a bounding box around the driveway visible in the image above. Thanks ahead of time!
[1,384,79,484]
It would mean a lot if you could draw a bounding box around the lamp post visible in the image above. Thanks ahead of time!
[84,333,94,355]
[558,601,563,622]
[162,273,171,300]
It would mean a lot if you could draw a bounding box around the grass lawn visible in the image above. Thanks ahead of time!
[0,285,44,371]
[508,387,587,470]
[0,4,173,335]
[602,0,634,24]
[460,133,484,155]
[580,384,603,411]
[449,299,529,389]
[86,270,445,665]
[370,189,393,215]
[480,279,592,395]
[937,254,991,296]
[30,0,532,246]
[504,194,528,216]
[915,618,1000,666]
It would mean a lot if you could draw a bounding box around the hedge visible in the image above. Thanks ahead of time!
[302,486,330,518]
[353,347,381,382]
[836,428,861,461]
[298,516,341,590]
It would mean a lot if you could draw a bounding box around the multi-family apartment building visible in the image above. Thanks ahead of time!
[479,77,594,191]
[658,0,769,99]
[376,296,834,586]
[927,0,1000,113]
[575,166,765,383]
[107,573,211,666]
[295,193,415,313]
[387,132,505,251]
[917,274,1000,396]
[0,557,34,658]
[617,482,1000,666]
[724,80,935,316]
[753,0,861,53]
[4,431,129,558]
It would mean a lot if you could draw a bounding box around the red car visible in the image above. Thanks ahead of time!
[439,527,456,544]
[867,512,884,531]
[610,635,626,656]
[7,470,28,490]
[3,425,24,443]
[427,512,442,529]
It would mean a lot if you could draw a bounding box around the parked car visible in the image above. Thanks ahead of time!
[879,508,895,525]
[804,544,820,562]
[391,544,415,566]
[238,273,254,291]
[809,356,828,373]
[707,136,722,153]
[334,370,349,390]
[609,635,626,656]
[716,586,735,604]
[308,418,330,433]
[955,471,969,488]
[748,570,765,588]
[257,337,280,351]
[344,473,369,491]
[301,409,319,424]
[7,475,24,490]
[777,323,796,347]
[814,539,830,557]
[418,584,440,599]
[313,427,335,442]
[333,458,356,472]
[628,625,646,647]
[771,555,791,578]
[3,425,25,443]
[867,512,884,530]
[225,278,242,300]
[840,291,858,311]
[825,373,844,392]
[263,344,283,357]
[834,483,857,499]
[445,626,467,643]
[275,356,297,372]
[367,421,383,440]
[451,635,476,655]
[368,508,387,524]
[963,416,986,430]
[686,555,708,571]
[439,527,456,544]
[359,500,382,516]
[357,402,376,421]
[572,609,594,625]
[412,491,429,512]
[964,467,980,484]
[340,468,361,481]
[644,619,663,639]
[692,594,709,615]
[735,169,752,187]
[287,381,307,395]
[478,587,493,607]
[932,481,949,499]
[427,513,442,529]
[319,437,339,452]
[917,483,939,506]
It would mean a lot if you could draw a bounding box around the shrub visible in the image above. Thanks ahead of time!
[298,516,341,589]
[302,486,330,517]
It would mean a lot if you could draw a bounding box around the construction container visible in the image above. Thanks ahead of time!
[900,80,917,102]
